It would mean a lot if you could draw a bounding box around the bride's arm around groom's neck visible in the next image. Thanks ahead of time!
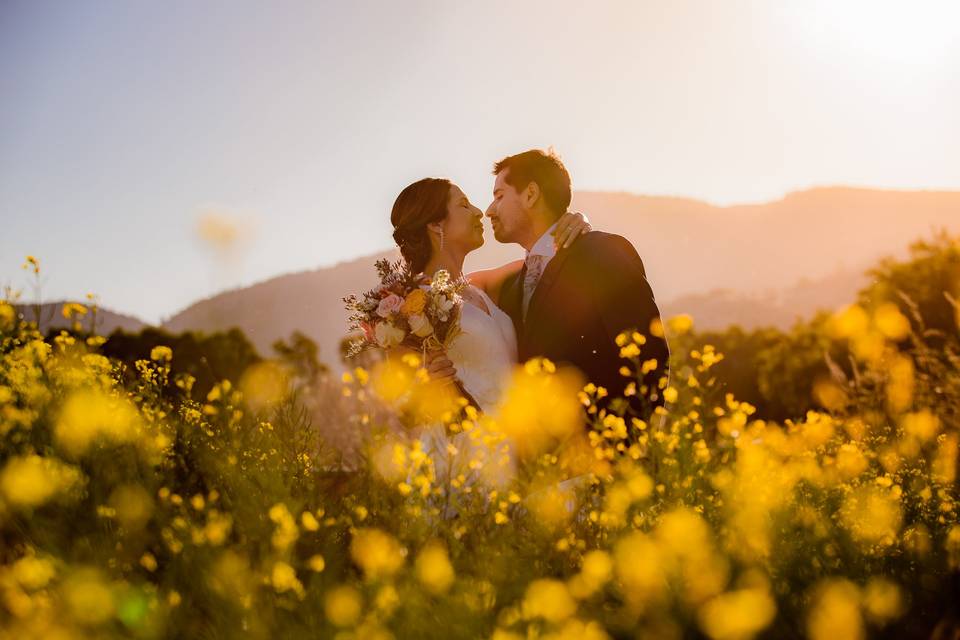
[466,259,524,307]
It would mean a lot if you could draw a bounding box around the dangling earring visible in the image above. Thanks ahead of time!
[439,228,445,251]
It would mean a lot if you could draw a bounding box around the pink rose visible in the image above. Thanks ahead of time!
[376,294,404,318]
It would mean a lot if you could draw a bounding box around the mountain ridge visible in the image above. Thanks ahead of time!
[159,186,960,365]
[12,186,959,369]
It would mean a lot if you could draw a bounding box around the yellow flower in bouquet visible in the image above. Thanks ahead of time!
[401,288,427,316]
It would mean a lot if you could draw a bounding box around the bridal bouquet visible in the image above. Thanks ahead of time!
[343,258,467,363]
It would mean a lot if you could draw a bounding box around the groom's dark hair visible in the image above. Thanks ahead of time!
[493,148,571,220]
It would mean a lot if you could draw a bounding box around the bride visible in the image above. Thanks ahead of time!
[388,177,590,486]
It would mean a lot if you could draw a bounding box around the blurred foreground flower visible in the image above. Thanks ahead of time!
[495,358,583,459]
[0,454,83,509]
[415,542,455,595]
[698,587,776,640]
[239,360,292,412]
[807,580,863,640]
[54,389,142,457]
[350,528,406,581]
[325,585,363,627]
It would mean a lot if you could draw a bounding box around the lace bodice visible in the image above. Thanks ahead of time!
[445,284,517,411]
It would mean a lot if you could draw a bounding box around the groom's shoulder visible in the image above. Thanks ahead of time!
[566,231,646,281]
[570,230,638,259]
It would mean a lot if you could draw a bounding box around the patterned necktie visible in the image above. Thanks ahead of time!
[522,253,546,319]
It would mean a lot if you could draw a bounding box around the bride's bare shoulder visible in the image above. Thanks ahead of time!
[468,260,524,303]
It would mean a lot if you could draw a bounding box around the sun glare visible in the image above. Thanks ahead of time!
[786,0,960,65]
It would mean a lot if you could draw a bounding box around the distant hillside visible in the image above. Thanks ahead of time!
[14,302,149,335]
[161,187,960,368]
[162,251,396,362]
[494,186,960,302]
[662,268,873,332]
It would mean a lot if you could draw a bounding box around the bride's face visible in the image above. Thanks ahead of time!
[438,184,485,254]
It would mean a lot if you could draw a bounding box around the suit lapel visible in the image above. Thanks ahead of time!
[501,267,525,342]
[522,243,576,343]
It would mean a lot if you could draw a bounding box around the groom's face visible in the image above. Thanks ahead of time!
[487,169,531,244]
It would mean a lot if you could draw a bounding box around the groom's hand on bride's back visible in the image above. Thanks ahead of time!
[552,210,592,250]
[425,348,457,384]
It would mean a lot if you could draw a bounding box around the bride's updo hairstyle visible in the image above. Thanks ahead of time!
[390,177,452,274]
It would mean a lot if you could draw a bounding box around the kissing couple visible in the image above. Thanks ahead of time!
[388,148,670,428]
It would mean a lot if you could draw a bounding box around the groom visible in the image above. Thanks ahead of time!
[488,149,670,418]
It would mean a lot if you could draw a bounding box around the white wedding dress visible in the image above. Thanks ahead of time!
[416,284,518,492]
[446,285,517,411]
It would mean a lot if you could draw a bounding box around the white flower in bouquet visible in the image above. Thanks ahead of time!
[431,295,456,322]
[408,313,434,338]
[431,270,451,289]
[374,322,406,348]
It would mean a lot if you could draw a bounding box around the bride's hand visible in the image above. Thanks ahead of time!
[425,348,456,384]
[552,210,592,249]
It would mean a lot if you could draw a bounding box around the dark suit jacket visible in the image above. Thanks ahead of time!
[499,231,670,417]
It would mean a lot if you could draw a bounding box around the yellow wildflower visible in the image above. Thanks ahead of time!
[902,410,940,443]
[667,314,693,335]
[807,580,863,640]
[271,561,305,599]
[301,511,320,531]
[841,486,901,546]
[523,579,577,623]
[415,542,455,595]
[55,389,141,457]
[0,454,82,509]
[0,302,15,330]
[325,585,363,627]
[108,484,153,531]
[61,568,115,625]
[698,587,776,640]
[308,555,326,572]
[830,304,869,338]
[873,303,910,341]
[150,345,173,362]
[862,578,904,625]
[61,302,87,320]
[350,528,405,580]
[268,503,299,551]
[579,550,613,591]
[140,553,158,572]
[12,554,57,590]
[22,255,40,274]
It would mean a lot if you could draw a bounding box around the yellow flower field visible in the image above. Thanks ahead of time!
[1,241,958,639]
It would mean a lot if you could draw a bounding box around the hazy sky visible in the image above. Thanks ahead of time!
[2,0,958,323]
